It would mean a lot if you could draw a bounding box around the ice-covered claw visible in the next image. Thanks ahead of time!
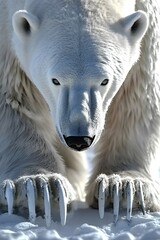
[42,181,51,227]
[26,179,36,223]
[137,181,146,215]
[5,180,15,215]
[113,182,119,223]
[126,181,133,221]
[98,179,106,219]
[56,179,67,226]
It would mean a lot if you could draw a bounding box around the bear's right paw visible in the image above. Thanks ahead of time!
[0,174,75,226]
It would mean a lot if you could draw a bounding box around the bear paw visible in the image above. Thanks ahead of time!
[0,174,75,226]
[86,174,148,223]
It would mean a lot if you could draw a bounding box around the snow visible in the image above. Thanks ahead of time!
[0,204,160,239]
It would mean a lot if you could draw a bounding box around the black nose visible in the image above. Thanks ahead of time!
[64,136,94,151]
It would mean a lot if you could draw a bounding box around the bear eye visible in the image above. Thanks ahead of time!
[52,78,61,86]
[101,79,109,86]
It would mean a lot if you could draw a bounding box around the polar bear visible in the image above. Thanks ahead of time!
[0,0,160,224]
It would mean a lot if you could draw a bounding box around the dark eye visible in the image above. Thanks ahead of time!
[52,78,60,86]
[101,79,109,86]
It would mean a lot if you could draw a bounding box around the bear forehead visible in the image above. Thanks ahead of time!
[24,0,136,25]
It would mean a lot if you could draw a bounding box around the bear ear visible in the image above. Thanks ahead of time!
[121,10,148,41]
[12,10,39,38]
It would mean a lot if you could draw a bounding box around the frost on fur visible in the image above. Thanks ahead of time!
[0,0,160,224]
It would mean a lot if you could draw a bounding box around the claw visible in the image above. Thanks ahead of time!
[113,182,119,223]
[42,181,51,227]
[98,179,106,219]
[5,180,15,215]
[126,181,133,221]
[56,179,67,226]
[137,181,146,215]
[26,179,36,223]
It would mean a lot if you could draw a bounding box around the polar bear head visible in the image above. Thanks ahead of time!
[12,0,148,151]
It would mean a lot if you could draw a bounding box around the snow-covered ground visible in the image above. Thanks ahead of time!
[0,206,160,239]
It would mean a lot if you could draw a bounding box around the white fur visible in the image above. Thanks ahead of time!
[0,0,160,215]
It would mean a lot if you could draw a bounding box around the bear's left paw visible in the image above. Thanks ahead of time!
[86,174,147,222]
[0,174,75,226]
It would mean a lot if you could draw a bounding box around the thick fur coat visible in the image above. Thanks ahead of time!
[0,0,160,217]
